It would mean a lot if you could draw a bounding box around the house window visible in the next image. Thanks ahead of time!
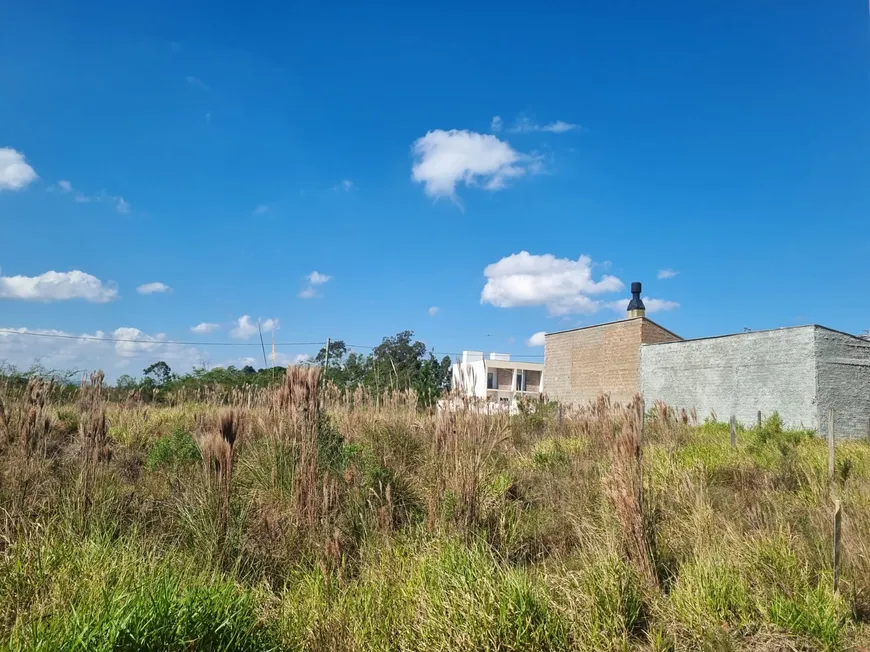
[516,369,526,392]
[487,372,495,390]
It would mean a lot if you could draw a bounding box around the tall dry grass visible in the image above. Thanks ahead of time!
[1,372,870,650]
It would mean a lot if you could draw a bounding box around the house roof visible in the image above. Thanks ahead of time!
[641,324,870,347]
[485,359,544,370]
[544,316,682,341]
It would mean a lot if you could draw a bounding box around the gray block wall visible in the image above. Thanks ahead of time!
[815,328,870,440]
[640,327,818,431]
[641,326,870,438]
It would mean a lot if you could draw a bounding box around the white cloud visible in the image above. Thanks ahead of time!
[253,204,269,215]
[657,269,678,280]
[230,315,279,340]
[411,129,541,201]
[0,326,203,382]
[334,179,355,191]
[58,180,130,214]
[186,75,210,91]
[0,148,38,191]
[527,331,546,347]
[428,306,439,317]
[294,353,312,364]
[300,271,331,298]
[644,298,680,313]
[136,282,170,295]
[490,116,503,132]
[191,322,219,334]
[605,297,680,314]
[230,316,258,340]
[261,318,279,332]
[307,271,331,285]
[508,116,578,134]
[481,251,624,315]
[0,270,118,303]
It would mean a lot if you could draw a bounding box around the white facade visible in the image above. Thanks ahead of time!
[451,351,544,409]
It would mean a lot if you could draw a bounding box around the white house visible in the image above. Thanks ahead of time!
[451,351,544,408]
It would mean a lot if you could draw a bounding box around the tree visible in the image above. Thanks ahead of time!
[314,340,348,368]
[143,361,173,385]
[116,374,137,390]
[371,330,427,391]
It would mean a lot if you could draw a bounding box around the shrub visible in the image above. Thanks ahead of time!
[145,426,200,471]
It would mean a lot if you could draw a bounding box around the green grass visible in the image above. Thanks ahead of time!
[2,397,870,650]
[145,426,200,471]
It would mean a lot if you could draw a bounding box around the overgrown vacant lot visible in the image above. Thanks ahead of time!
[2,369,870,651]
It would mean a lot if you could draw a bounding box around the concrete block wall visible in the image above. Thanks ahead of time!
[544,318,681,407]
[640,327,819,430]
[815,328,870,440]
[496,368,514,391]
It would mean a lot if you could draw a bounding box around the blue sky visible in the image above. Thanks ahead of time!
[1,1,869,379]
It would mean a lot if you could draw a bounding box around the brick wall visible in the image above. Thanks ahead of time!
[496,368,514,391]
[544,318,681,407]
[525,369,542,392]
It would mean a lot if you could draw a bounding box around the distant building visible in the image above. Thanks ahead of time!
[640,325,870,440]
[545,282,681,406]
[543,281,870,439]
[451,351,543,408]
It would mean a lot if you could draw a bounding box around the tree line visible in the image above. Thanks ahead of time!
[1,331,452,405]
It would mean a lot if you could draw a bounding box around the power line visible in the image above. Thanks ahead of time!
[0,329,324,347]
[0,329,546,359]
[344,343,545,359]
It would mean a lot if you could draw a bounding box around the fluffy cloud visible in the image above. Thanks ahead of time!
[657,269,678,280]
[191,322,220,334]
[490,116,503,132]
[481,251,623,315]
[605,297,680,314]
[0,148,38,191]
[0,326,202,382]
[0,269,118,302]
[428,306,439,317]
[136,282,171,295]
[526,331,546,347]
[230,315,279,340]
[411,129,541,201]
[300,271,331,298]
[307,271,331,285]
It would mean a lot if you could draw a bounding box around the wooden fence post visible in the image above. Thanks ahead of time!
[828,408,836,480]
[833,500,842,594]
[730,415,736,449]
[757,410,762,428]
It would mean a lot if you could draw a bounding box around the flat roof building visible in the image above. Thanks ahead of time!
[543,282,870,438]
